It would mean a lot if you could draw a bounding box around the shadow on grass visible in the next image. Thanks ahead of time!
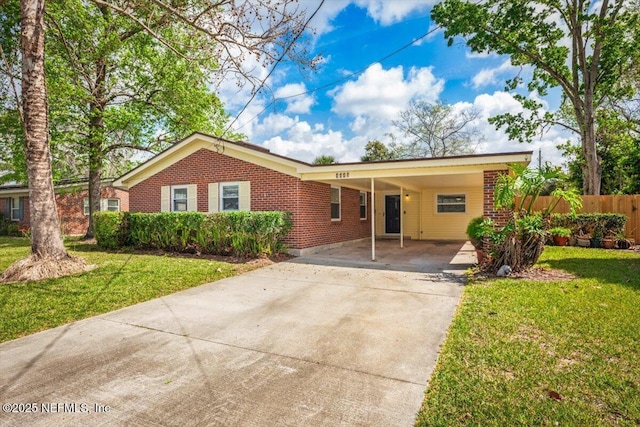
[543,252,640,290]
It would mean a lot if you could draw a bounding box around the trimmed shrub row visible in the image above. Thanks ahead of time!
[550,213,628,237]
[94,211,293,257]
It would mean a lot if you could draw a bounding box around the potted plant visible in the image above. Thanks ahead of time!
[602,231,616,249]
[590,225,603,248]
[549,227,571,246]
[467,216,488,264]
[617,232,631,249]
[576,232,591,247]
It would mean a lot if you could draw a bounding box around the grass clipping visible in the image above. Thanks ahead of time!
[0,254,95,284]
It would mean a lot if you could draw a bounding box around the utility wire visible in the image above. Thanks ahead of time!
[222,0,326,137]
[229,23,443,134]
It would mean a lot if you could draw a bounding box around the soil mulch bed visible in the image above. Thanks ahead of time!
[509,266,576,281]
[474,266,576,282]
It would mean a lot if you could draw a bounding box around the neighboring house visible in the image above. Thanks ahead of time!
[114,132,532,257]
[0,180,129,235]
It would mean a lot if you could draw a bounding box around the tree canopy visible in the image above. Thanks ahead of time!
[392,100,480,158]
[432,0,640,195]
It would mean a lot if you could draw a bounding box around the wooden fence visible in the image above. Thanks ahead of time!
[521,195,640,240]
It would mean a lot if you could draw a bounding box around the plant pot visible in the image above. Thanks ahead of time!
[553,236,569,246]
[590,237,603,248]
[568,236,577,246]
[576,237,591,247]
[618,239,631,249]
[602,238,615,249]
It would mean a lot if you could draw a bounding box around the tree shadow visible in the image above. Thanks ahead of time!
[542,252,640,290]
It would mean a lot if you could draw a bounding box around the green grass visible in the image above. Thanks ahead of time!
[417,246,640,426]
[0,237,241,343]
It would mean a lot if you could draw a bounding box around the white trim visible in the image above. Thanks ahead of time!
[10,196,20,221]
[171,185,189,212]
[359,191,367,220]
[220,182,240,212]
[330,186,341,221]
[435,193,467,214]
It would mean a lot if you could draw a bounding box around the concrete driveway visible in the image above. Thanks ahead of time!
[0,245,468,426]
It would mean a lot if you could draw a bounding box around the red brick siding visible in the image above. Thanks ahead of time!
[1,186,129,235]
[128,148,371,249]
[483,169,512,249]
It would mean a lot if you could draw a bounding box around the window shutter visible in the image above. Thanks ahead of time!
[186,184,197,211]
[4,198,10,219]
[100,199,107,211]
[208,183,219,212]
[161,186,170,212]
[239,181,251,211]
[18,197,24,220]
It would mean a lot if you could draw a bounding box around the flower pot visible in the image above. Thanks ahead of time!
[602,238,615,249]
[568,236,577,246]
[576,237,591,247]
[553,236,569,246]
[590,237,603,248]
[618,239,631,250]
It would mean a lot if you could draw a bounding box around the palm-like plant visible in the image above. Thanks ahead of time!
[486,164,582,273]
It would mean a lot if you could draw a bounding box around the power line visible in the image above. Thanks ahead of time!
[229,23,443,133]
[222,0,326,137]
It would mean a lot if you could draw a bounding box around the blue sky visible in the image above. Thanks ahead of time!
[219,0,572,166]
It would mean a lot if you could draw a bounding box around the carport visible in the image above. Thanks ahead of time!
[297,151,532,261]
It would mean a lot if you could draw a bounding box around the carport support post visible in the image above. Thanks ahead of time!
[400,186,404,249]
[371,178,376,261]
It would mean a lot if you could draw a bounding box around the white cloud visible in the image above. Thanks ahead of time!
[471,60,518,89]
[330,63,444,120]
[274,83,315,114]
[354,0,434,25]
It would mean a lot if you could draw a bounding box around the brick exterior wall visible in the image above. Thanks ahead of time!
[483,169,511,249]
[128,148,371,249]
[1,186,129,235]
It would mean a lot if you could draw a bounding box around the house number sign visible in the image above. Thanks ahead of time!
[335,172,350,178]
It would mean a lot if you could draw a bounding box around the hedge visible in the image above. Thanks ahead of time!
[94,211,293,257]
[550,213,628,237]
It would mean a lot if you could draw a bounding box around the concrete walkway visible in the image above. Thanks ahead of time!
[0,245,470,426]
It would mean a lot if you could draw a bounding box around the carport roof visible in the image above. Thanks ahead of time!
[112,132,532,189]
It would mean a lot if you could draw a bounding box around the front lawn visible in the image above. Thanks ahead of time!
[417,246,640,426]
[0,237,242,343]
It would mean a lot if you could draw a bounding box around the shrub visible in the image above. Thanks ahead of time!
[550,213,627,237]
[466,216,489,250]
[94,212,130,249]
[549,227,571,237]
[95,211,292,257]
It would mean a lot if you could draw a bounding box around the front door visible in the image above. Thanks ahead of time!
[385,195,401,234]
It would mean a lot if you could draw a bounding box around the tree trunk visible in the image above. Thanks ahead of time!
[20,0,67,259]
[1,0,88,283]
[582,103,602,195]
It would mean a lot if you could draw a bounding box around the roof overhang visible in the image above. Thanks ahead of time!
[0,179,115,197]
[112,131,532,192]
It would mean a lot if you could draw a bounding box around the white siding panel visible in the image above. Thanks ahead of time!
[208,183,219,212]
[161,186,170,212]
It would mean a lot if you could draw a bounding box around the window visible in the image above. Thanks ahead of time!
[331,186,341,220]
[105,199,120,212]
[172,186,188,212]
[359,192,367,220]
[84,198,121,215]
[437,194,466,213]
[10,197,22,221]
[220,183,240,211]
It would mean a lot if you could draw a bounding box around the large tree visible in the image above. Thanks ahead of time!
[392,100,480,158]
[432,0,640,195]
[1,0,317,281]
[0,0,88,283]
